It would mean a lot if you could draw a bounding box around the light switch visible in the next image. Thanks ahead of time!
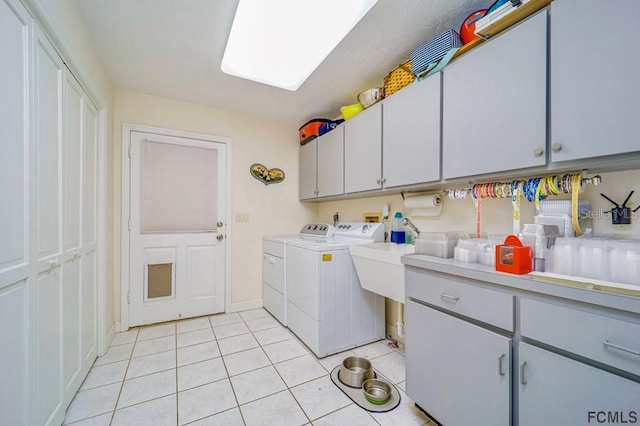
[234,213,249,223]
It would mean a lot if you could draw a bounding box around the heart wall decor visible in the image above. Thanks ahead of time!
[250,163,285,185]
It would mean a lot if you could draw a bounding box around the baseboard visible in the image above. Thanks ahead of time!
[228,299,263,313]
[104,322,117,355]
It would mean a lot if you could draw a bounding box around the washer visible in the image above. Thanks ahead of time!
[262,234,298,326]
[285,222,386,358]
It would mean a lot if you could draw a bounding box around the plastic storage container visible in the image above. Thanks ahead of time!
[390,212,406,244]
[415,232,462,258]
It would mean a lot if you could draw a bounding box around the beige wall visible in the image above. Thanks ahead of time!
[112,90,317,324]
[318,169,640,242]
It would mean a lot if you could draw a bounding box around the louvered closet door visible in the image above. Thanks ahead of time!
[33,27,66,426]
[0,0,31,424]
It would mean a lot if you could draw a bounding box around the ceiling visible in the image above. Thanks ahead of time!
[78,0,493,127]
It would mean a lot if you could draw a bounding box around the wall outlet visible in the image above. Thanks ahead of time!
[234,213,249,223]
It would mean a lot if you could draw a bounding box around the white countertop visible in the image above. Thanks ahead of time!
[402,254,640,315]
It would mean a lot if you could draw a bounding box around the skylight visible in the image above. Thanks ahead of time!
[221,0,378,91]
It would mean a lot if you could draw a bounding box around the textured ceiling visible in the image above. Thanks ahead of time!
[78,0,493,126]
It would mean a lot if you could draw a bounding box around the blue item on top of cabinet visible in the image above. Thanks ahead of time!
[411,29,462,77]
[390,212,406,244]
[318,119,345,136]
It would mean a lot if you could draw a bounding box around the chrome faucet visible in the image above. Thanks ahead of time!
[402,217,420,236]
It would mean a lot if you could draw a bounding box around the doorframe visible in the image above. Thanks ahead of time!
[120,123,232,331]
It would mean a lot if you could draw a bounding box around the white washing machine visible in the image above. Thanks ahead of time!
[285,222,386,358]
[262,234,298,326]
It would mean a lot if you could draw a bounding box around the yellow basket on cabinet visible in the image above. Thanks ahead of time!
[383,59,416,98]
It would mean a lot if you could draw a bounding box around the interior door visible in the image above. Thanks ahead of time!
[0,0,31,423]
[128,131,226,327]
[33,26,65,426]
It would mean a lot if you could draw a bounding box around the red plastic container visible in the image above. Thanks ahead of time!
[495,235,532,274]
[460,9,488,45]
[299,119,330,145]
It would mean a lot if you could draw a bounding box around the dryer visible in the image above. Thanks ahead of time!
[285,222,385,358]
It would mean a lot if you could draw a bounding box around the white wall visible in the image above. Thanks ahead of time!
[113,90,317,322]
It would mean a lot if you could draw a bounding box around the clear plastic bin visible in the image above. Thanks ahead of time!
[416,232,464,258]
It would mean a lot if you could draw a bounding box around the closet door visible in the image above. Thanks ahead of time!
[81,98,99,378]
[33,27,65,426]
[0,0,31,424]
[62,71,84,405]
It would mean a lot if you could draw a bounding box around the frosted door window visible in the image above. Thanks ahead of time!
[140,141,218,232]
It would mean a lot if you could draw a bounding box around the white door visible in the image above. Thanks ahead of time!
[0,0,31,424]
[128,130,226,327]
[33,26,65,426]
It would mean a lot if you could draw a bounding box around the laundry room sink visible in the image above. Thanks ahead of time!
[349,243,415,303]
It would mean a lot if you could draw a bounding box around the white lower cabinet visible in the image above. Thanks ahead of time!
[518,343,640,426]
[406,299,511,426]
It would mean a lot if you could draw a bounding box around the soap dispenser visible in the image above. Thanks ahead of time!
[390,212,406,244]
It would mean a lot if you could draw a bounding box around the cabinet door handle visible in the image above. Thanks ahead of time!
[498,354,506,376]
[440,293,459,303]
[381,177,386,184]
[376,178,381,184]
[603,340,640,357]
[270,258,275,264]
[552,142,563,152]
[520,361,527,385]
[533,147,544,157]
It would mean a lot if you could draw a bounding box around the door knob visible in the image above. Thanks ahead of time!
[217,221,223,227]
[217,234,224,241]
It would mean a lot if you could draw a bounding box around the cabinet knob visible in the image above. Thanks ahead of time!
[381,177,386,184]
[376,178,381,184]
[533,147,544,157]
[552,142,562,152]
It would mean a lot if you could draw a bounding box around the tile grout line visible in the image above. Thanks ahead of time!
[107,327,139,425]
[75,310,410,425]
[208,313,247,426]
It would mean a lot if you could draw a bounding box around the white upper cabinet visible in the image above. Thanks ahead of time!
[550,0,640,162]
[299,139,318,200]
[383,74,441,188]
[442,10,548,179]
[317,126,344,197]
[299,127,345,200]
[344,103,382,193]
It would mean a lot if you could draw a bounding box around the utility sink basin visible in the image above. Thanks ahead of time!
[349,243,415,303]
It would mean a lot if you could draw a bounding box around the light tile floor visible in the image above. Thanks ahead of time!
[64,308,433,425]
